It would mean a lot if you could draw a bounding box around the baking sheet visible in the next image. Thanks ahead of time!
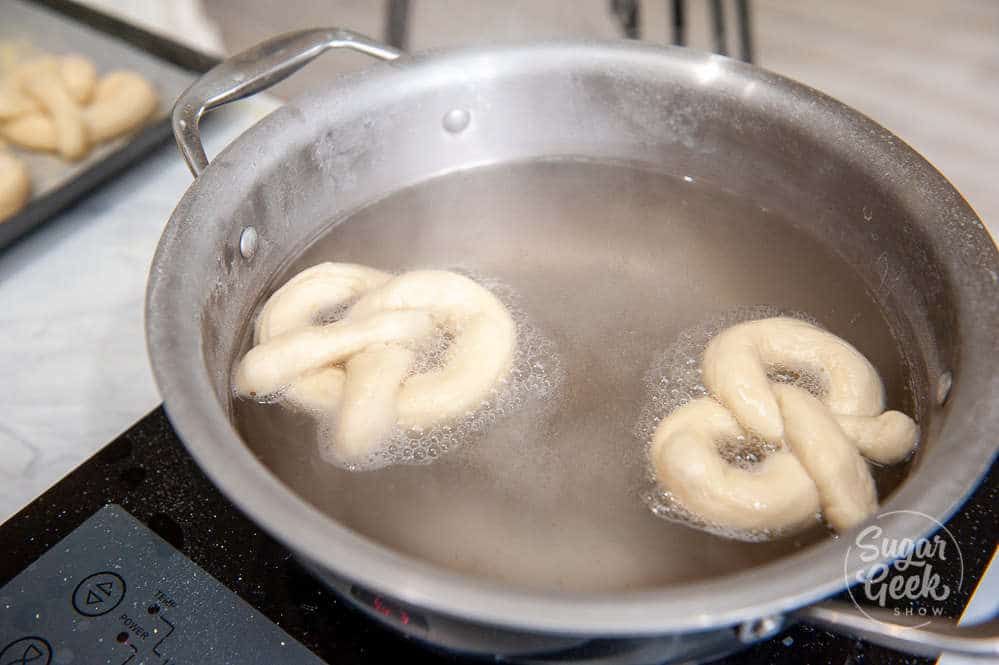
[0,0,203,248]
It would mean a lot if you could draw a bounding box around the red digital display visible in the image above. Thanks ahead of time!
[350,586,428,632]
[372,596,411,625]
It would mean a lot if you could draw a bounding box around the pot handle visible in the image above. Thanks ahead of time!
[794,600,999,659]
[172,28,402,177]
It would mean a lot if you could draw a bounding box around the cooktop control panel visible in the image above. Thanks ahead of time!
[0,505,325,665]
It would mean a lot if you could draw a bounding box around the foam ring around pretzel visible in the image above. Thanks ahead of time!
[234,266,517,465]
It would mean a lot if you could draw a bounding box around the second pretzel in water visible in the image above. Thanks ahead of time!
[651,317,919,537]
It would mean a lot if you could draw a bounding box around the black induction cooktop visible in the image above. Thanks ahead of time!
[0,407,995,664]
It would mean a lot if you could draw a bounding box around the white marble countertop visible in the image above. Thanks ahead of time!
[0,99,278,522]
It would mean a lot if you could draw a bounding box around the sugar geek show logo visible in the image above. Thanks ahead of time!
[844,510,963,628]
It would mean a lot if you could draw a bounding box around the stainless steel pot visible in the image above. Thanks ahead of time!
[147,29,999,663]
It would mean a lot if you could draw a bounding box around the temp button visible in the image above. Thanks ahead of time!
[71,572,126,617]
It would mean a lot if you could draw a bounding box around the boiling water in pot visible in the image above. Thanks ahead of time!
[233,159,915,592]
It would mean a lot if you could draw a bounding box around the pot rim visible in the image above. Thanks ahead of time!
[146,39,999,635]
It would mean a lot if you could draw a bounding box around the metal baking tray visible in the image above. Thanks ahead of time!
[0,0,218,250]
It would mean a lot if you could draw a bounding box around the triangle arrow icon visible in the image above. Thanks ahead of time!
[86,589,103,605]
[96,581,114,595]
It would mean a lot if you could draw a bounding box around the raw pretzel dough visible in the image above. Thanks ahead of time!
[17,58,87,160]
[652,317,918,534]
[0,57,157,158]
[235,264,517,465]
[59,55,97,104]
[0,51,156,216]
[0,79,38,120]
[82,71,158,144]
[0,150,30,222]
[1,55,95,119]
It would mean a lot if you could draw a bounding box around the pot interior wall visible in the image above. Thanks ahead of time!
[182,46,980,593]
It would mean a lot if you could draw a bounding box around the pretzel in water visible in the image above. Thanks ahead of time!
[235,264,517,467]
[651,317,918,536]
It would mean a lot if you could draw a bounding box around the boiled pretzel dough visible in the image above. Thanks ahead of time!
[703,317,885,441]
[652,316,918,535]
[284,367,345,412]
[0,150,30,222]
[347,270,518,428]
[254,262,390,343]
[235,309,435,395]
[336,345,415,461]
[773,383,878,531]
[651,398,821,532]
[235,265,517,465]
[832,410,920,464]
